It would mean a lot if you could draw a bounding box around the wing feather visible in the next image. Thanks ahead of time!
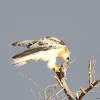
[39,37,66,47]
[12,37,66,67]
[12,47,49,58]
[12,47,62,67]
[12,40,38,48]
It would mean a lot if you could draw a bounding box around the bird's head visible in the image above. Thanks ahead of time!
[63,50,70,62]
[63,51,70,68]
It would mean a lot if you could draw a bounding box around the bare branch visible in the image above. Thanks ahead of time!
[55,75,74,100]
[17,71,44,92]
[76,92,79,100]
[69,59,76,65]
[96,75,100,77]
[80,87,86,94]
[62,96,68,100]
[51,94,65,100]
[48,83,58,100]
[16,57,100,100]
[44,82,58,100]
[28,84,40,100]
[89,60,92,85]
[92,57,96,83]
[79,80,100,100]
[97,84,100,87]
[89,91,100,93]
[56,88,64,96]
[39,92,43,100]
[54,62,74,100]
[77,58,100,100]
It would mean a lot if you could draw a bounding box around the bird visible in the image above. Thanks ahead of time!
[11,37,70,72]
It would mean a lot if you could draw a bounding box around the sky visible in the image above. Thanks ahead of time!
[0,0,100,100]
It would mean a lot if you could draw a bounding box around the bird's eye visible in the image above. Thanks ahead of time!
[66,57,69,60]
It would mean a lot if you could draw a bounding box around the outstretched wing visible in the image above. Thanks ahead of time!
[12,40,38,48]
[12,37,66,49]
[12,46,62,66]
[12,47,49,59]
[12,37,66,66]
[39,37,66,47]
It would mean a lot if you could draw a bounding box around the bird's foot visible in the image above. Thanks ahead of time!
[53,65,60,72]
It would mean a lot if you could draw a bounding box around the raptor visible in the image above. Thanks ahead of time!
[12,37,70,72]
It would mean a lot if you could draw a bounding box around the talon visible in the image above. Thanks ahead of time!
[53,65,60,72]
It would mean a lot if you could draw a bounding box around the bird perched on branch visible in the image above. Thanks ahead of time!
[12,37,70,72]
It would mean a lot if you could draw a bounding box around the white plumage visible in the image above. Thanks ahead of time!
[12,37,70,70]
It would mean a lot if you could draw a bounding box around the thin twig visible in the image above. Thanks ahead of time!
[89,91,100,93]
[76,92,79,100]
[56,88,64,96]
[44,82,58,100]
[92,57,96,83]
[28,84,40,100]
[17,71,44,92]
[72,90,81,95]
[62,96,68,100]
[54,76,64,87]
[45,83,58,92]
[97,84,100,87]
[39,92,43,100]
[89,60,92,85]
[46,90,53,96]
[96,75,100,77]
[79,80,100,100]
[55,76,74,100]
[69,59,76,65]
[48,83,58,100]
[51,94,65,100]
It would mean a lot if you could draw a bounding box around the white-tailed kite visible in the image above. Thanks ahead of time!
[12,37,70,72]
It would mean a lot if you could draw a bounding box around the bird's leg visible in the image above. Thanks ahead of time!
[53,65,60,72]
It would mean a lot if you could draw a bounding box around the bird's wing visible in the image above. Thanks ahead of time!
[39,37,66,47]
[12,47,49,59]
[12,46,62,66]
[28,37,66,49]
[12,37,66,49]
[12,40,38,48]
[12,37,67,66]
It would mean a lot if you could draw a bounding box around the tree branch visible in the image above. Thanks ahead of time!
[17,58,100,100]
[89,60,92,85]
[79,80,100,100]
[47,83,58,100]
[78,58,100,100]
[54,58,100,100]
[54,61,74,100]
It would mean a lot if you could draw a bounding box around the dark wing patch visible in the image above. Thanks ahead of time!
[38,41,48,45]
[12,41,25,46]
[59,40,66,45]
[27,41,38,48]
[12,40,38,47]
[12,47,49,58]
[27,43,33,48]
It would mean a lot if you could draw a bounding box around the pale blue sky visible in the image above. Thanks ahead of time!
[0,0,100,100]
